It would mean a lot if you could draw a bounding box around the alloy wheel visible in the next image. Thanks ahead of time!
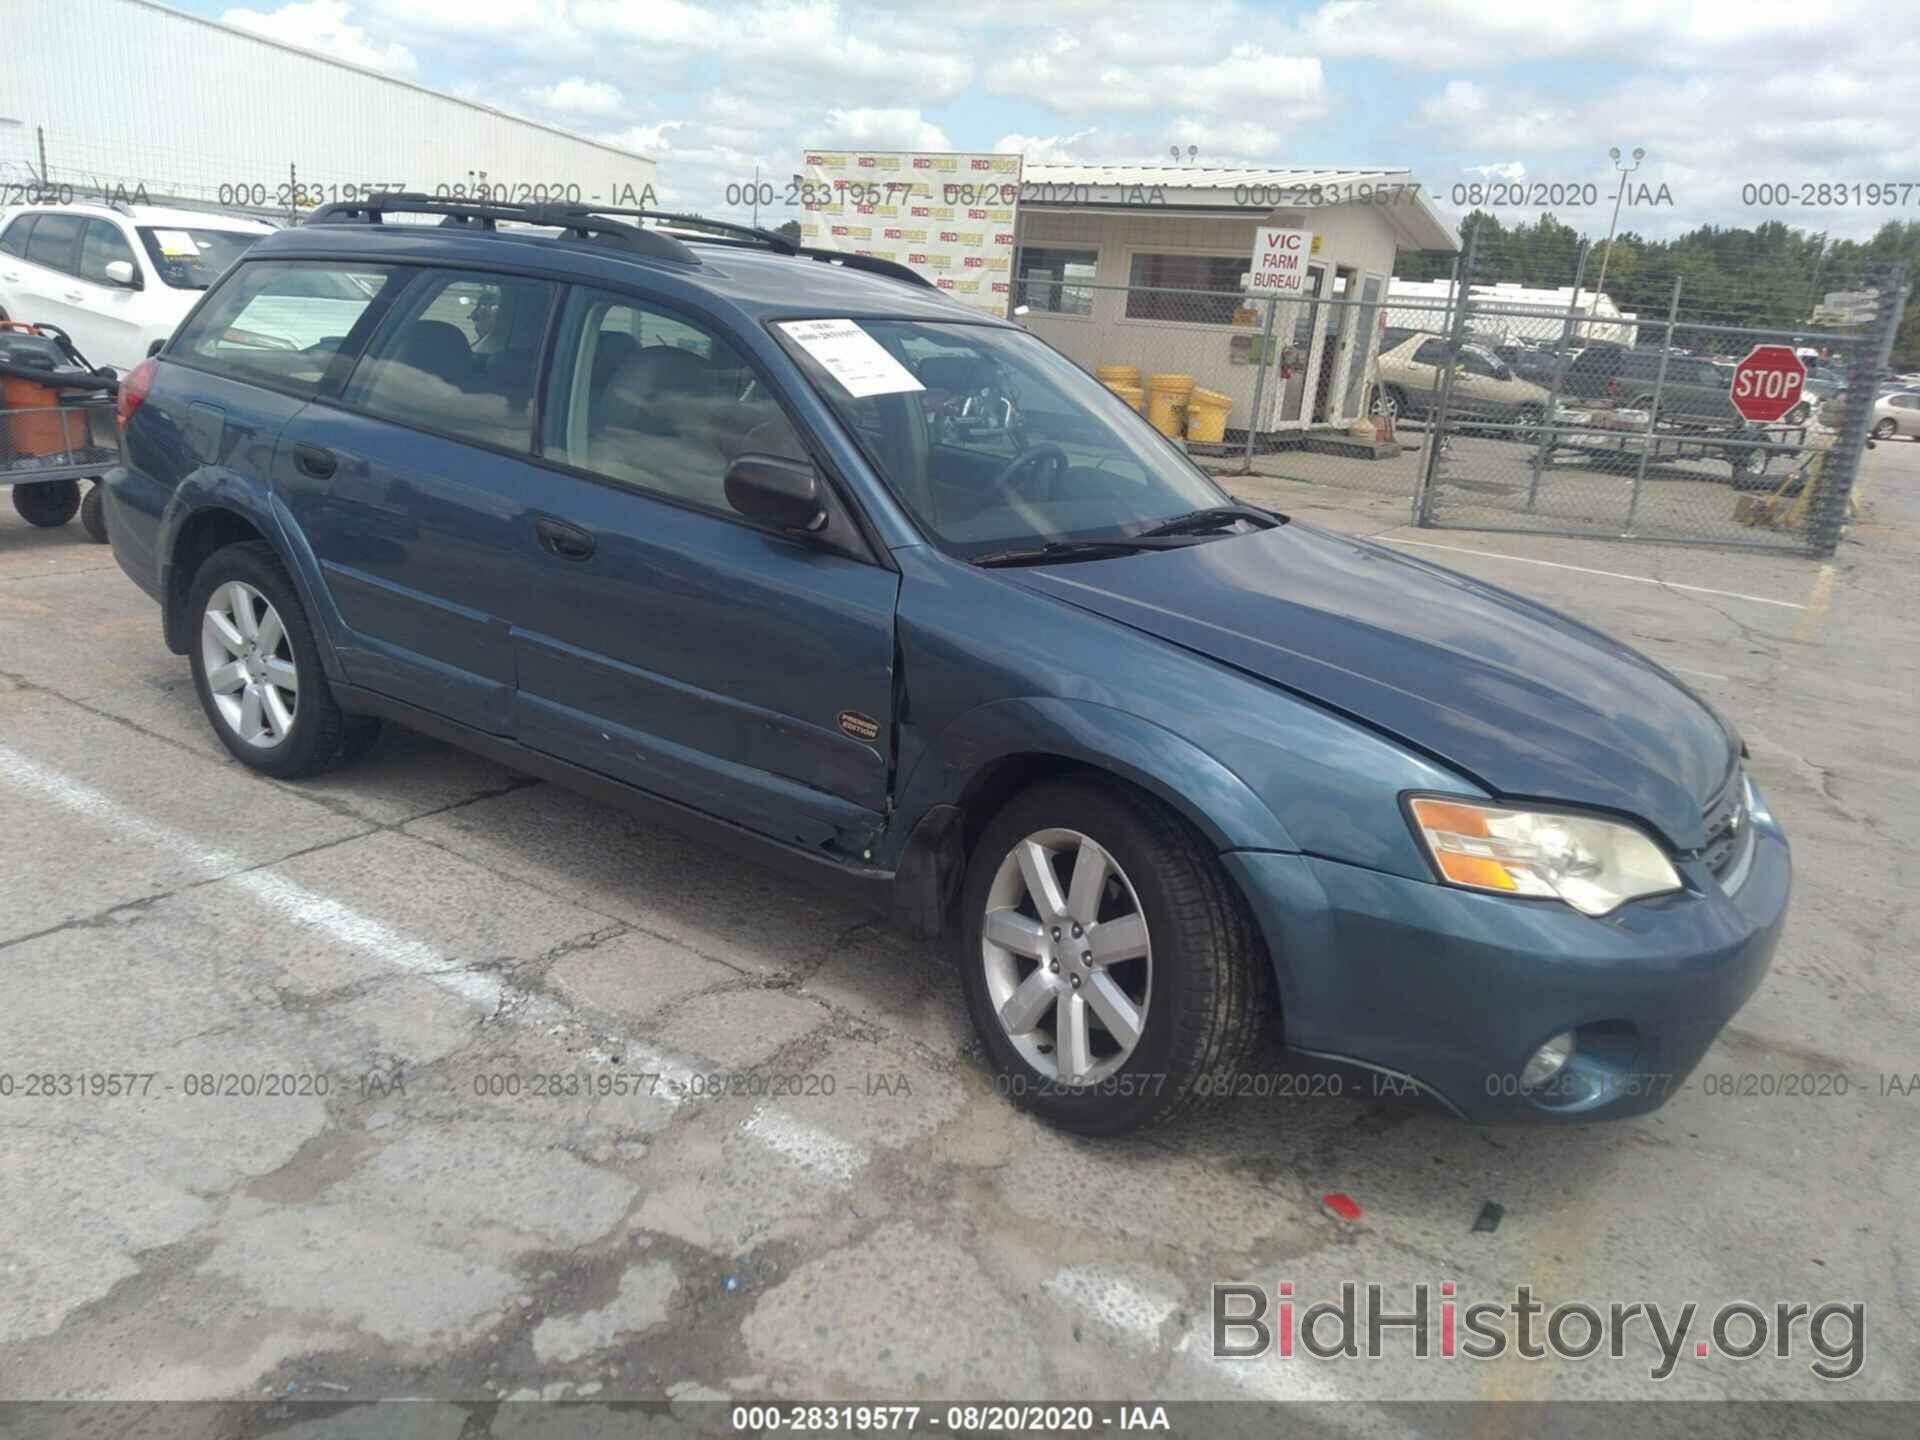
[201,580,299,748]
[980,827,1152,1085]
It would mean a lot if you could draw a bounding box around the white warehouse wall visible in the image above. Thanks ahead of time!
[0,0,654,215]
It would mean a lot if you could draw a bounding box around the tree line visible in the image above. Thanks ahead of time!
[1396,211,1919,367]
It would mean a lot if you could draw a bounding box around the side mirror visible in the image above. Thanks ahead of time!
[725,454,827,533]
[146,338,164,358]
[104,260,140,289]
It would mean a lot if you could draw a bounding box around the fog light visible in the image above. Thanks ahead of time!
[1520,1031,1577,1089]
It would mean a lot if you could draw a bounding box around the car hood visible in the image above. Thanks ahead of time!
[1003,522,1738,848]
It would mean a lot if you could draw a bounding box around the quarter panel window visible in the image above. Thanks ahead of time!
[344,269,556,453]
[542,287,804,514]
[174,260,399,397]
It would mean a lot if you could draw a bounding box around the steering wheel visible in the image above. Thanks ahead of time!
[988,442,1069,504]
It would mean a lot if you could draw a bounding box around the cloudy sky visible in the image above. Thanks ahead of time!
[177,0,1917,241]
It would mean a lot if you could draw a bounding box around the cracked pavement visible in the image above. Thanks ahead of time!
[1,446,1916,1428]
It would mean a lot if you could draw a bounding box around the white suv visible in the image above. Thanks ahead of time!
[0,203,275,374]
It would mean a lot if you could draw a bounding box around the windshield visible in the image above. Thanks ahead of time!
[136,226,266,290]
[774,319,1228,558]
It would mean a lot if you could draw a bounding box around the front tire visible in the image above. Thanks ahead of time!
[186,541,372,778]
[12,479,81,527]
[959,780,1262,1135]
[1873,418,1897,440]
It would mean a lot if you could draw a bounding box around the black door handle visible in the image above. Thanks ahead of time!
[534,516,596,561]
[292,442,337,479]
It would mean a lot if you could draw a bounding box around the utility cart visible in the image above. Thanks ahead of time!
[0,322,120,543]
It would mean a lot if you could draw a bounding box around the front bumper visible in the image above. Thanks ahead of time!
[1224,804,1790,1123]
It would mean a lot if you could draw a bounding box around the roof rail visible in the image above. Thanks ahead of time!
[549,206,801,254]
[304,192,697,264]
[795,246,938,291]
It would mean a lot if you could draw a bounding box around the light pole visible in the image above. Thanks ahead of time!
[1587,146,1644,342]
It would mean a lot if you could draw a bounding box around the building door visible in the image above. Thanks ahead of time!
[1271,263,1327,427]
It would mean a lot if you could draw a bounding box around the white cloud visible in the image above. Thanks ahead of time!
[527,78,624,117]
[1467,161,1527,182]
[810,108,951,152]
[221,0,418,74]
[1296,0,1879,70]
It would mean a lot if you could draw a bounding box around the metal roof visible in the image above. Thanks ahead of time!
[1021,163,1460,254]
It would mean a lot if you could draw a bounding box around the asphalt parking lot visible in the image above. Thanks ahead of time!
[2,442,1916,1427]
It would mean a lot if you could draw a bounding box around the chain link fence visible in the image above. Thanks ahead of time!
[1020,242,1906,557]
[1409,229,1908,554]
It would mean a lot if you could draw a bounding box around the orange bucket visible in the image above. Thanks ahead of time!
[1,321,83,458]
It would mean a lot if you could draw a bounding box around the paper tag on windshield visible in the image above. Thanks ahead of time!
[778,318,923,399]
[152,229,200,257]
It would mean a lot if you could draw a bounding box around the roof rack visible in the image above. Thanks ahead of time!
[304,192,697,264]
[617,209,935,290]
[304,193,937,292]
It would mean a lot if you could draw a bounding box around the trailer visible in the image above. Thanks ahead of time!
[1545,404,1810,488]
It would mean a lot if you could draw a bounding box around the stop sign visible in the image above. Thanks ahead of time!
[1729,344,1807,423]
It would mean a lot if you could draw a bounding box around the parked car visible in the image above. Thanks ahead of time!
[0,203,275,373]
[105,196,1789,1135]
[1557,342,1793,424]
[1828,389,1920,438]
[1371,328,1553,435]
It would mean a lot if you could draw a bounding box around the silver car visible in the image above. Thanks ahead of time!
[1870,391,1920,439]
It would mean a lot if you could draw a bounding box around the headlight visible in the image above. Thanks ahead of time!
[1406,797,1682,917]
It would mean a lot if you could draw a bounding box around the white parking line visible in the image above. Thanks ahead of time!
[1382,537,1807,610]
[740,1105,870,1184]
[0,742,891,1178]
[0,743,709,1113]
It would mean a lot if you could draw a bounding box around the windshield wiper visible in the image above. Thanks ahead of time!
[971,537,1196,568]
[1134,504,1281,538]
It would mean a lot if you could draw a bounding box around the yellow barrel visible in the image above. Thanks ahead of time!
[1095,364,1141,388]
[1185,386,1233,443]
[1146,373,1194,438]
[1106,382,1144,413]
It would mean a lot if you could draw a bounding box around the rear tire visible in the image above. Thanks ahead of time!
[959,780,1262,1135]
[79,481,108,543]
[12,479,81,527]
[186,540,368,778]
[1873,418,1897,440]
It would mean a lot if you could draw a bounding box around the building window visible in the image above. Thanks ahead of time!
[1015,246,1098,316]
[1125,252,1247,325]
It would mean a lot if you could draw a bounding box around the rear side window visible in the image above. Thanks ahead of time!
[0,215,33,258]
[1412,338,1450,366]
[26,213,82,274]
[344,268,557,454]
[174,260,399,397]
[77,220,138,286]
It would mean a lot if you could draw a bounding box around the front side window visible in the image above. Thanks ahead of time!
[25,213,81,274]
[344,269,556,453]
[1124,253,1247,326]
[174,260,399,396]
[1412,338,1451,366]
[77,220,138,286]
[1015,246,1098,317]
[543,287,803,513]
[776,318,1225,557]
[136,226,267,290]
